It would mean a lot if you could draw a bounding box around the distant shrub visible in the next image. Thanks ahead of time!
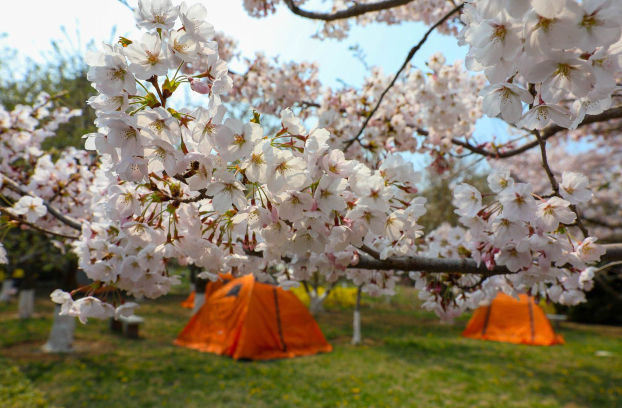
[292,286,359,309]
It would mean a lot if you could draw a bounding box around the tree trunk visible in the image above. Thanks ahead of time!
[305,274,335,316]
[42,305,76,353]
[0,279,14,302]
[192,265,207,314]
[189,265,197,294]
[42,255,79,352]
[309,293,325,315]
[19,266,36,319]
[352,286,362,346]
[18,289,35,319]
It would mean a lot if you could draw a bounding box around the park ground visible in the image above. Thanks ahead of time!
[1,286,621,408]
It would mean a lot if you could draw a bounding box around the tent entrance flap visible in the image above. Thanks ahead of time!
[180,273,235,309]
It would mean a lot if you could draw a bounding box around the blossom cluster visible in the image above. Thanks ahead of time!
[0,0,612,324]
[314,53,486,167]
[500,144,622,240]
[228,52,322,119]
[45,0,432,323]
[0,96,90,260]
[409,167,605,320]
[461,0,622,130]
[213,44,485,167]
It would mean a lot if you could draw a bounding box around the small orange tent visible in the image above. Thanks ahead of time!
[462,293,564,346]
[175,274,332,360]
[180,273,234,309]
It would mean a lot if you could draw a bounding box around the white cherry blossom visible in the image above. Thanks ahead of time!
[498,183,536,222]
[13,196,47,223]
[124,33,169,80]
[454,183,482,218]
[480,82,533,123]
[135,0,179,30]
[535,197,576,231]
[560,172,593,204]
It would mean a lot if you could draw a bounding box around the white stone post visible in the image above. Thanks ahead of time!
[0,280,14,302]
[352,286,362,346]
[42,305,76,353]
[18,288,35,319]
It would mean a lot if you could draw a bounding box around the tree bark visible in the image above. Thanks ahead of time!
[309,294,325,315]
[43,255,79,351]
[192,265,207,314]
[352,286,362,346]
[18,267,36,319]
[283,0,415,22]
[0,279,14,302]
[189,264,197,296]
[42,305,76,353]
[18,289,35,319]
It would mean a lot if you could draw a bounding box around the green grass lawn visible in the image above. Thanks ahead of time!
[1,287,621,408]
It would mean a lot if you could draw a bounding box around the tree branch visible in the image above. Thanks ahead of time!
[343,3,464,150]
[583,216,622,230]
[283,0,415,22]
[451,105,622,159]
[0,208,80,240]
[355,244,514,276]
[0,173,83,231]
[352,244,622,275]
[532,128,590,237]
[533,129,560,195]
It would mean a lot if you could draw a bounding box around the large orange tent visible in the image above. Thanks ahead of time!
[180,273,234,309]
[462,293,564,346]
[175,274,332,360]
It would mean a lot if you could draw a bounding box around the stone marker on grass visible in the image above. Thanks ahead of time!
[42,305,76,353]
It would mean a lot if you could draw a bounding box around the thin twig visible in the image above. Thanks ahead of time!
[343,3,464,150]
[451,105,622,158]
[533,129,560,195]
[0,173,83,231]
[0,208,80,240]
[532,129,590,237]
[147,76,166,108]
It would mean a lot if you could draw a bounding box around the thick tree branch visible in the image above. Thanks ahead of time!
[353,244,622,275]
[355,245,513,276]
[283,0,415,22]
[451,105,622,158]
[0,173,83,231]
[343,3,464,150]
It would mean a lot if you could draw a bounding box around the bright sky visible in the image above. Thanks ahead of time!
[1,0,466,88]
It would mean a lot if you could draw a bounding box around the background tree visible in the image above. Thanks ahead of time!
[0,30,97,319]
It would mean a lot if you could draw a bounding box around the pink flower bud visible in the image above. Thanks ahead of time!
[310,199,318,212]
[270,205,279,224]
[188,78,210,95]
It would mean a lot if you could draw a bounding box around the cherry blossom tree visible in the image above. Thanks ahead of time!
[1,0,622,330]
